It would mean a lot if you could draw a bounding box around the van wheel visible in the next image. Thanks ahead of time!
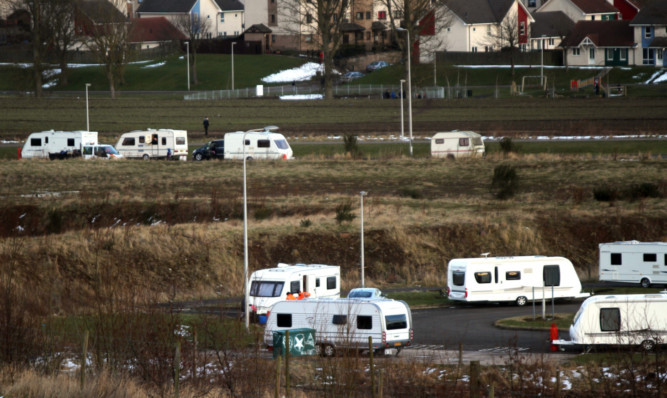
[142,154,150,160]
[446,154,455,160]
[516,296,528,306]
[194,153,203,161]
[640,278,651,288]
[641,339,656,352]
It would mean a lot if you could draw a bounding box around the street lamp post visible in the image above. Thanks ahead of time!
[433,51,437,87]
[85,83,91,131]
[399,79,405,139]
[185,41,190,91]
[360,191,367,288]
[400,29,413,157]
[242,132,249,331]
[231,42,237,91]
[540,35,546,87]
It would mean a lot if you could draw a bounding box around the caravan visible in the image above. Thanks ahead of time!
[247,263,340,316]
[116,129,188,160]
[223,126,293,160]
[430,131,485,159]
[447,256,589,306]
[554,293,667,351]
[599,241,667,288]
[264,298,413,356]
[21,130,98,159]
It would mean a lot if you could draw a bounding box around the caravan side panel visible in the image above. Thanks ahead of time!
[599,242,667,286]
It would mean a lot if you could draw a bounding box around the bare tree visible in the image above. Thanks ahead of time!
[486,14,520,76]
[279,0,350,99]
[79,0,133,98]
[9,0,49,97]
[43,0,76,87]
[173,13,211,86]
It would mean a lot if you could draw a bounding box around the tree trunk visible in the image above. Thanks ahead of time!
[59,58,69,87]
[107,69,116,99]
[191,49,198,85]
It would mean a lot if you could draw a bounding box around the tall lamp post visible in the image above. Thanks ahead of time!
[540,35,546,87]
[397,28,413,156]
[231,42,237,91]
[242,132,249,331]
[185,41,190,91]
[399,79,405,139]
[85,83,91,131]
[360,191,367,288]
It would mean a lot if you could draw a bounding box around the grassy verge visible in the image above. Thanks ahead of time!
[496,313,575,330]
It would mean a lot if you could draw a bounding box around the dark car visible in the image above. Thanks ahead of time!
[193,139,224,161]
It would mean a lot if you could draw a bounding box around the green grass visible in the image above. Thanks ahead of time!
[384,290,449,307]
[496,313,575,330]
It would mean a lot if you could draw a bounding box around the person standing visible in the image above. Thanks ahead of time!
[203,117,210,136]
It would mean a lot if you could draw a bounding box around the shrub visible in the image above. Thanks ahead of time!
[300,219,312,228]
[491,164,519,199]
[625,182,661,201]
[253,206,273,220]
[399,188,423,199]
[593,185,617,202]
[499,137,515,155]
[343,134,360,157]
[335,201,356,224]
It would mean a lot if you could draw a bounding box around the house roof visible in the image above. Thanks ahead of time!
[569,0,619,14]
[630,0,667,26]
[531,11,574,37]
[648,37,667,48]
[559,20,634,48]
[443,0,521,24]
[76,0,127,23]
[214,0,244,12]
[371,21,387,31]
[129,17,187,43]
[137,0,197,14]
[340,22,364,32]
[245,23,272,34]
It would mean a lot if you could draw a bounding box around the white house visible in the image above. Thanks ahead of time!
[629,0,667,67]
[537,0,620,22]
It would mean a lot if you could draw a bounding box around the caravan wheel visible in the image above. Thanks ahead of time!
[516,296,528,306]
[142,154,150,160]
[640,278,651,288]
[317,344,335,357]
[641,340,656,352]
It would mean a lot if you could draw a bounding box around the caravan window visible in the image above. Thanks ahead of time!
[122,137,135,146]
[277,313,292,327]
[290,280,300,293]
[611,253,622,265]
[386,314,407,330]
[506,271,521,280]
[258,139,270,148]
[83,147,93,155]
[644,253,657,262]
[452,271,465,286]
[600,308,620,331]
[161,137,167,145]
[357,315,372,330]
[275,140,289,149]
[332,315,347,325]
[327,276,337,290]
[67,138,75,146]
[435,138,444,144]
[543,265,561,286]
[459,138,469,147]
[316,278,320,287]
[30,138,42,146]
[474,272,491,284]
[176,137,186,145]
[250,281,284,297]
[139,136,146,144]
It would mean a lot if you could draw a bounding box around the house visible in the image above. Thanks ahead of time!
[629,0,666,67]
[537,0,620,22]
[610,0,650,21]
[418,0,535,63]
[244,23,272,53]
[559,20,635,66]
[136,0,244,39]
[530,11,575,50]
[129,17,187,49]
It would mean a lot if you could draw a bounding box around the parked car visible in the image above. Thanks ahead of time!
[82,144,123,160]
[341,71,364,83]
[347,287,383,299]
[193,139,225,161]
[366,61,389,72]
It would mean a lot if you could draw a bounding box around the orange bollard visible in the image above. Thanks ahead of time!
[550,323,559,352]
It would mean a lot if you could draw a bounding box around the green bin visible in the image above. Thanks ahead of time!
[272,328,317,358]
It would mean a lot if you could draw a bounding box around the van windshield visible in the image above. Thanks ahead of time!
[385,314,407,330]
[101,146,119,155]
[472,137,483,146]
[274,140,289,150]
[250,281,284,297]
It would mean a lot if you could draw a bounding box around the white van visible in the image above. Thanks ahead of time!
[264,298,413,356]
[224,126,293,160]
[430,131,485,159]
[247,263,340,316]
[447,255,589,306]
[21,130,98,159]
[82,144,123,160]
[599,241,667,288]
[554,293,667,351]
[116,129,188,160]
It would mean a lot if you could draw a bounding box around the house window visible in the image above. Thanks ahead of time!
[471,46,478,53]
[548,38,554,46]
[591,15,595,20]
[473,27,476,32]
[520,21,525,35]
[600,308,620,332]
[620,49,627,61]
[305,34,312,43]
[485,46,492,52]
[356,12,363,20]
[606,49,614,61]
[394,10,403,19]
[474,272,491,284]
[220,13,224,23]
[306,13,312,23]
[366,31,371,40]
[366,11,371,19]
[378,11,386,20]
[277,313,292,327]
[643,48,655,65]
[645,26,653,39]
[658,49,664,61]
[270,14,276,25]
[573,48,580,56]
[528,0,536,6]
[644,253,657,262]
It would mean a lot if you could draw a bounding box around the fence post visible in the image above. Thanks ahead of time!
[174,341,181,398]
[80,330,89,390]
[192,326,197,386]
[285,330,290,398]
[275,352,281,398]
[555,367,561,398]
[369,336,375,397]
[470,360,480,398]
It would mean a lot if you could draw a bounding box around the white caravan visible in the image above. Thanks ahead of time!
[116,129,188,160]
[430,131,485,159]
[223,126,293,160]
[447,256,589,306]
[554,293,667,351]
[264,298,413,356]
[247,263,340,316]
[82,144,123,160]
[21,130,98,159]
[599,241,667,288]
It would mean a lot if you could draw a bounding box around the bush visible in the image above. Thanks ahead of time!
[335,201,356,224]
[399,188,423,199]
[300,219,312,228]
[499,137,515,155]
[593,185,617,202]
[253,206,273,220]
[491,164,519,199]
[343,134,360,157]
[625,182,661,201]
